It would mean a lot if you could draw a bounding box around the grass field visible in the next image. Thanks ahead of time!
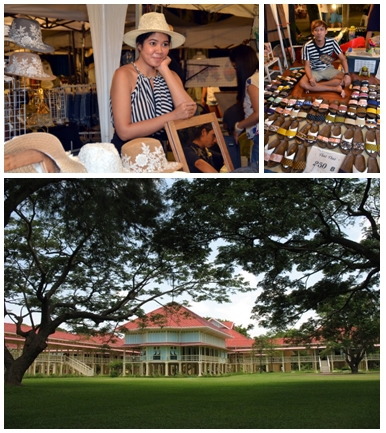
[4,373,380,429]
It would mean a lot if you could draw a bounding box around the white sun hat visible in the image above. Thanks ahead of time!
[5,52,56,81]
[123,12,185,49]
[78,143,128,173]
[8,17,55,53]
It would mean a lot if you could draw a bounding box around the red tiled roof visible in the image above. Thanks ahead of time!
[4,323,124,348]
[120,304,230,339]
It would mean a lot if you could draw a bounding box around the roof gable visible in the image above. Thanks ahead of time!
[121,303,230,338]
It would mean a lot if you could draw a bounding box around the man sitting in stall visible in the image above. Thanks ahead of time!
[298,19,351,97]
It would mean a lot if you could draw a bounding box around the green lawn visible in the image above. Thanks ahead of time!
[4,373,380,429]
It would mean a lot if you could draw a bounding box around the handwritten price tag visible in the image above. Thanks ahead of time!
[304,146,346,173]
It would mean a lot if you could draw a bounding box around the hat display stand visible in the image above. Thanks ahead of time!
[4,18,56,142]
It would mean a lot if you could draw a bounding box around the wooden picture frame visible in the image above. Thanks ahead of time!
[165,113,234,173]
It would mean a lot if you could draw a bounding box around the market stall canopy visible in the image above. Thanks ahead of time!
[158,4,258,19]
[183,15,253,48]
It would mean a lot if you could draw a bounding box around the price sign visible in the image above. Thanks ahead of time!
[304,146,346,173]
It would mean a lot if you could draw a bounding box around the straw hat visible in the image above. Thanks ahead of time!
[121,138,183,173]
[78,143,128,173]
[5,52,56,81]
[123,12,185,49]
[4,133,88,173]
[8,17,54,53]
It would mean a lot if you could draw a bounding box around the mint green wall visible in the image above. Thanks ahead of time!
[125,330,225,348]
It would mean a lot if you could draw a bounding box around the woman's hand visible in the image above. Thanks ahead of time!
[157,56,172,75]
[309,77,316,87]
[174,101,197,119]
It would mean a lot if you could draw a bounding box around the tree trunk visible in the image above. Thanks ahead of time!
[4,331,49,386]
[345,351,364,374]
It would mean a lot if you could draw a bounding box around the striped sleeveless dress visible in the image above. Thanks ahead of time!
[111,63,174,152]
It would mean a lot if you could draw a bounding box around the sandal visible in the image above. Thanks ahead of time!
[264,138,281,163]
[285,120,299,140]
[318,99,330,114]
[295,123,312,145]
[365,129,379,156]
[367,156,380,173]
[335,112,346,124]
[305,124,319,146]
[316,124,331,148]
[291,144,307,173]
[277,119,293,138]
[339,127,354,155]
[302,96,313,111]
[268,116,285,135]
[338,153,354,173]
[267,139,288,168]
[281,141,298,173]
[329,100,340,114]
[264,113,279,131]
[328,125,342,149]
[306,109,325,125]
[353,154,367,173]
[355,116,366,128]
[352,127,364,155]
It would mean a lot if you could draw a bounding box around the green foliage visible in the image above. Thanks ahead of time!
[109,361,123,377]
[168,179,380,330]
[4,179,248,385]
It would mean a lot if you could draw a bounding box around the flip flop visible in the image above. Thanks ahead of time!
[291,144,308,173]
[316,124,331,148]
[352,127,364,155]
[328,125,342,149]
[340,128,354,155]
[281,141,298,173]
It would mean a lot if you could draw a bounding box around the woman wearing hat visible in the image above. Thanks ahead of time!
[110,12,197,153]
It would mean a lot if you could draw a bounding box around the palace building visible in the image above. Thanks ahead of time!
[4,303,379,377]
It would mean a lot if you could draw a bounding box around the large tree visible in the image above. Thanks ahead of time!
[295,290,380,374]
[4,179,247,386]
[167,178,380,330]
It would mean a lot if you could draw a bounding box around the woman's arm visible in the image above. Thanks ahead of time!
[236,83,259,131]
[157,57,195,107]
[111,65,196,142]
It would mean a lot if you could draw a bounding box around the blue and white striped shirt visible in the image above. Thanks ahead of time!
[302,38,342,71]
